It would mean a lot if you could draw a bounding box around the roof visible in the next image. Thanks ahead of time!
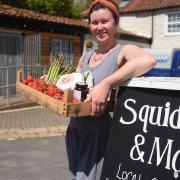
[117,27,151,42]
[0,4,150,41]
[0,4,87,28]
[122,0,180,13]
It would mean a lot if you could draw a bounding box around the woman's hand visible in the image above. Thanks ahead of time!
[85,80,111,116]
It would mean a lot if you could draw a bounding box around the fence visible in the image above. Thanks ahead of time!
[0,65,48,106]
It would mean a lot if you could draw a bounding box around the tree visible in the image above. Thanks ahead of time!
[0,0,85,19]
[0,0,27,8]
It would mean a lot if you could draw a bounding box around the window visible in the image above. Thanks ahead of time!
[51,39,73,65]
[166,12,180,35]
[119,0,130,9]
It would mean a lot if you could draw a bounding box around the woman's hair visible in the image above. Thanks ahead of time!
[88,0,120,25]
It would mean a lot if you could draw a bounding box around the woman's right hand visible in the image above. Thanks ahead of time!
[84,80,110,117]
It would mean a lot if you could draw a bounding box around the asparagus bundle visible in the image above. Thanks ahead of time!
[47,54,64,81]
[55,64,76,81]
[47,54,76,83]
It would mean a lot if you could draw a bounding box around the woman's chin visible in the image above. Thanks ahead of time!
[96,37,109,44]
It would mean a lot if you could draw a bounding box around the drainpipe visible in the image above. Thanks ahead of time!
[151,11,154,48]
[6,68,9,106]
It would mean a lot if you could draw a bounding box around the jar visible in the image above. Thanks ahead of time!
[74,82,88,101]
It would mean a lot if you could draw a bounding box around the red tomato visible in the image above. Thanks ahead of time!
[32,84,38,89]
[49,84,57,88]
[59,95,64,102]
[47,90,55,97]
[57,88,64,95]
[38,80,47,87]
[72,97,79,103]
[22,79,28,85]
[33,79,39,86]
[27,75,34,83]
[38,86,44,93]
[27,82,33,87]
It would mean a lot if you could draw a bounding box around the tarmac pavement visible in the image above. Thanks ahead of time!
[0,97,70,179]
[0,136,69,180]
[0,101,69,139]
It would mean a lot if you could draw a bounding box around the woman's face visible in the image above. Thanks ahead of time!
[89,8,116,45]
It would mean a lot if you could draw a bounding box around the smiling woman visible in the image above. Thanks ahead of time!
[65,1,156,180]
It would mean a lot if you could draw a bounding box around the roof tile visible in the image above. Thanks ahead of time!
[122,0,180,13]
[0,4,87,27]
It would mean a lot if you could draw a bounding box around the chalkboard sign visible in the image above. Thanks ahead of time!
[101,83,180,180]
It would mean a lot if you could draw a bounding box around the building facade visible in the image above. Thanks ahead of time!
[119,0,180,49]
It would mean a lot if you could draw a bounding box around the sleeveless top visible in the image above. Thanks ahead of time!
[69,45,121,133]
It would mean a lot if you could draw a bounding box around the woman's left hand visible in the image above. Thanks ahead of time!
[84,81,110,117]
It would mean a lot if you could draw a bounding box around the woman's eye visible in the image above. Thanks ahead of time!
[91,21,97,25]
[102,20,108,24]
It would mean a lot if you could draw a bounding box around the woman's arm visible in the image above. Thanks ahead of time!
[107,44,156,88]
[86,44,156,116]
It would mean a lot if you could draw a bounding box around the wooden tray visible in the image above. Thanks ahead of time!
[16,70,115,117]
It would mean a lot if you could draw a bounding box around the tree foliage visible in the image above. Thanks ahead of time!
[0,0,86,19]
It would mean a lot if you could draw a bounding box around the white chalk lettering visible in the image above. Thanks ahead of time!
[169,107,180,129]
[139,105,150,133]
[119,99,180,133]
[148,137,173,170]
[119,99,137,125]
[149,106,162,126]
[116,163,142,180]
[172,150,180,172]
[130,134,145,162]
[162,102,170,127]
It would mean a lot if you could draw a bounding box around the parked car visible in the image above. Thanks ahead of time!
[144,48,180,77]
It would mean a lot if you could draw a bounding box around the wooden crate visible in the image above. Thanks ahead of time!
[16,71,115,117]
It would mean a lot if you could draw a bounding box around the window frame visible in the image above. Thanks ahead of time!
[50,38,73,65]
[165,11,180,36]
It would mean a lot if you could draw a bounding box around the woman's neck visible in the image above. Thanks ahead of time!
[97,40,117,54]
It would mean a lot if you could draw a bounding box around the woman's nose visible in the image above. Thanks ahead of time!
[97,23,103,30]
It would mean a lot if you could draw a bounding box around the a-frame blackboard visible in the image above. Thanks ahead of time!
[101,77,180,180]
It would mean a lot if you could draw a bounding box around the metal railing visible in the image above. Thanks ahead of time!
[0,65,48,106]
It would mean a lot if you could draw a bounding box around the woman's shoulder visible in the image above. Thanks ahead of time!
[82,49,94,61]
[83,49,94,56]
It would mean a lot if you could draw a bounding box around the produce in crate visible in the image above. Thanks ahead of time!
[56,73,85,90]
[21,74,65,100]
[16,70,115,117]
[45,54,76,83]
[21,53,97,108]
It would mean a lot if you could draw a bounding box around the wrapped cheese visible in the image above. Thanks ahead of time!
[56,73,85,90]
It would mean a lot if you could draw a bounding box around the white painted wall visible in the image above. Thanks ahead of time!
[119,8,180,49]
[152,9,180,49]
[119,12,152,38]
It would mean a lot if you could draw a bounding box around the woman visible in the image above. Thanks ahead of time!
[65,0,156,180]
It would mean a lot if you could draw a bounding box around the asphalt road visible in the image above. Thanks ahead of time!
[0,136,69,180]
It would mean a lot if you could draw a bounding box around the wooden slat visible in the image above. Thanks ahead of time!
[66,102,92,117]
[16,70,114,117]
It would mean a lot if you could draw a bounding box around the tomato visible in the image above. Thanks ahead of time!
[22,79,28,85]
[38,80,47,87]
[57,88,64,95]
[49,84,57,88]
[27,82,33,87]
[27,75,34,83]
[47,90,55,97]
[32,84,38,89]
[47,86,54,91]
[72,97,79,103]
[33,79,39,86]
[36,86,43,92]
